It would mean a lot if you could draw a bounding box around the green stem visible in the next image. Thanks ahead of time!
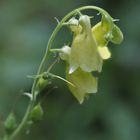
[2,6,112,140]
[50,48,63,53]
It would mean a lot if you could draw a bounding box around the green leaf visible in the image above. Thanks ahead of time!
[66,66,98,104]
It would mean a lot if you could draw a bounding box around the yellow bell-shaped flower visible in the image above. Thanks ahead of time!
[69,15,103,74]
[59,45,98,104]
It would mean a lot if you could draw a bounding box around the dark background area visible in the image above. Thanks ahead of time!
[0,0,140,140]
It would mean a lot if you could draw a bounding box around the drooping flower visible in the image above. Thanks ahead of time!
[57,13,123,104]
[59,45,98,104]
[68,14,124,69]
[66,66,98,104]
[69,15,103,74]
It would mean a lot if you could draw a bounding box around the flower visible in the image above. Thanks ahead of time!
[66,66,98,104]
[92,21,123,60]
[68,15,123,69]
[69,15,103,74]
[58,14,123,104]
[59,45,98,104]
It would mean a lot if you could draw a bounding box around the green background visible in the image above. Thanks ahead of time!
[0,0,140,140]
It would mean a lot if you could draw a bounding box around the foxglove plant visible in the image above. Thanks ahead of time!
[1,6,123,140]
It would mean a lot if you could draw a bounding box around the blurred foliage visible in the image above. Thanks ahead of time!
[0,0,140,140]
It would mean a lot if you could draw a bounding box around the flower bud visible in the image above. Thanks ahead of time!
[111,24,123,44]
[59,45,71,63]
[37,77,48,92]
[31,103,43,122]
[4,113,17,134]
[68,17,82,35]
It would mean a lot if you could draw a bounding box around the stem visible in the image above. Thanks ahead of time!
[50,48,63,52]
[2,6,112,140]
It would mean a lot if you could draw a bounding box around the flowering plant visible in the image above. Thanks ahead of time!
[1,6,123,140]
[59,13,123,103]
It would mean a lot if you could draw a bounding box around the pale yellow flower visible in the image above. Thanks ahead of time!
[59,45,98,104]
[66,66,98,104]
[69,15,103,74]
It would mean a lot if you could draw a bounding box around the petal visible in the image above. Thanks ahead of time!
[92,23,111,60]
[70,15,103,73]
[66,67,98,104]
[98,46,111,60]
[70,32,103,73]
[92,22,107,46]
